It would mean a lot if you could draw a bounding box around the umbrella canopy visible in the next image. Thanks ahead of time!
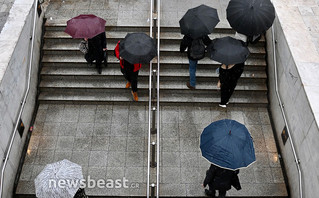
[119,32,157,64]
[208,36,250,65]
[200,119,256,170]
[34,159,84,198]
[179,4,220,39]
[65,14,106,38]
[227,0,275,36]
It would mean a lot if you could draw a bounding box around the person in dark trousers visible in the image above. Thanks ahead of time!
[84,31,107,74]
[180,34,211,89]
[246,34,262,45]
[218,62,244,108]
[114,40,142,102]
[203,164,241,198]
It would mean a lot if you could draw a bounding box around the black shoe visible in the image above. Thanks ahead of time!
[97,67,102,74]
[186,82,195,90]
[205,189,215,197]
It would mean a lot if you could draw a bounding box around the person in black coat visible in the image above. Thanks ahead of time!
[85,32,107,74]
[218,62,244,108]
[73,188,87,198]
[180,34,211,89]
[203,164,241,198]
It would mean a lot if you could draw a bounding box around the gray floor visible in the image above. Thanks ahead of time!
[16,0,287,197]
[16,104,287,197]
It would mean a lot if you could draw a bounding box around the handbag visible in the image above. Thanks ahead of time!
[79,40,88,54]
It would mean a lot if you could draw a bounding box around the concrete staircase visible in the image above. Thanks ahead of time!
[39,21,268,106]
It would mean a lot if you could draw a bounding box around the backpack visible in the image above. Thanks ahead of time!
[189,38,206,60]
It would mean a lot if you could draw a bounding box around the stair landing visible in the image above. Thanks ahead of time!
[15,104,288,197]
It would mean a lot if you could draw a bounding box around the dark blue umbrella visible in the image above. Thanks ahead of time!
[200,119,256,170]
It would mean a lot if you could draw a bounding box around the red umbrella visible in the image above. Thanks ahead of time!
[64,14,106,38]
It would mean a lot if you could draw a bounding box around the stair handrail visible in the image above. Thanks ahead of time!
[155,0,160,196]
[147,0,154,197]
[0,0,39,197]
[147,0,160,197]
[271,19,303,198]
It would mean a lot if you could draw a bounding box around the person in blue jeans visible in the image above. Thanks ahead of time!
[180,34,211,89]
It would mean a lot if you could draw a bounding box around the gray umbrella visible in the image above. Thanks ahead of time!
[209,36,250,65]
[34,159,83,198]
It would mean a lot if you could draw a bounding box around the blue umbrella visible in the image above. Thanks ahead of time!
[200,119,256,170]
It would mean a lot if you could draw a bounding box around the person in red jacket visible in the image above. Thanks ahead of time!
[114,41,142,101]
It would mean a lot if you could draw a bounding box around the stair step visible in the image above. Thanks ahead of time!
[44,22,235,33]
[41,54,267,67]
[38,89,268,106]
[43,42,266,55]
[43,31,265,46]
[40,66,267,79]
[39,77,267,92]
[41,62,266,71]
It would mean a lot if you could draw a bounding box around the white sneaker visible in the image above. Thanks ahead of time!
[219,104,227,108]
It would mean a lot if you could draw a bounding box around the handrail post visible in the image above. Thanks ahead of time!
[150,142,157,167]
[150,183,156,198]
[152,70,157,99]
[151,107,157,134]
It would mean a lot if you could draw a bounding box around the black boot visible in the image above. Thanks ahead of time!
[97,67,102,74]
[205,189,216,198]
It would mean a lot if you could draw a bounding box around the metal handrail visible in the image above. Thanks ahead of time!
[146,0,154,197]
[147,0,160,197]
[156,0,160,196]
[0,0,39,197]
[271,24,303,197]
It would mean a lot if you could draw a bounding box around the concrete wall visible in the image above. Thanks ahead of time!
[0,1,44,197]
[266,15,319,198]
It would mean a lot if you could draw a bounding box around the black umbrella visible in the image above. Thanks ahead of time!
[209,36,250,65]
[226,0,275,36]
[179,4,220,39]
[119,33,157,64]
